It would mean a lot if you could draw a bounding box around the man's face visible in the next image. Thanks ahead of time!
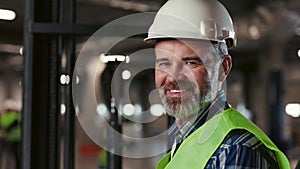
[155,39,221,118]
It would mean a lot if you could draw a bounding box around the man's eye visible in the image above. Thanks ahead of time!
[186,61,199,67]
[157,62,170,67]
[186,61,196,65]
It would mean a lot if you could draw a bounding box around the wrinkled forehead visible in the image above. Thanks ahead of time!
[156,38,215,47]
[155,39,218,59]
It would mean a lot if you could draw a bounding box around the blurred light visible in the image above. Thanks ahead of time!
[0,9,16,21]
[60,74,70,84]
[122,70,131,80]
[285,103,300,118]
[76,76,80,84]
[248,25,260,40]
[97,103,108,118]
[61,52,67,69]
[75,105,80,116]
[60,104,66,115]
[99,53,129,63]
[297,49,300,58]
[123,104,135,116]
[150,104,165,116]
[109,0,151,12]
[134,104,142,116]
[116,55,125,62]
[125,56,130,63]
[60,75,66,84]
[19,47,23,55]
[100,53,109,63]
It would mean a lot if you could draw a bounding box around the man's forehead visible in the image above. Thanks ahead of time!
[156,39,215,49]
[182,39,215,46]
[155,39,216,57]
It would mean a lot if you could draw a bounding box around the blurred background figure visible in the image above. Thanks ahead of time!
[0,99,21,169]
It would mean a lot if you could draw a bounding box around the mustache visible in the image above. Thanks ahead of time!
[162,80,196,91]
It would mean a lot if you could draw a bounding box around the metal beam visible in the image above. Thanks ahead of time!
[30,23,101,35]
[22,0,61,168]
[29,22,149,36]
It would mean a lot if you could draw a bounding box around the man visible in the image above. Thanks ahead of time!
[144,0,290,168]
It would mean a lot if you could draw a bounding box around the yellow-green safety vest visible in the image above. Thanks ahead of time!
[0,111,21,142]
[157,108,291,169]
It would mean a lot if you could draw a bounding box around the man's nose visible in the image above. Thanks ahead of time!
[165,65,186,84]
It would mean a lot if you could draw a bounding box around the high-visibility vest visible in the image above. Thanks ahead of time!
[0,111,21,142]
[157,108,291,169]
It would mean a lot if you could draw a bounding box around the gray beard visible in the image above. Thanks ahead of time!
[160,91,208,118]
[159,72,220,119]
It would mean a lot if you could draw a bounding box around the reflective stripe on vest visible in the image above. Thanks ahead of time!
[156,108,290,169]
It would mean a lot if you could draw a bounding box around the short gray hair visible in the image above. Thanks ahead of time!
[213,42,228,59]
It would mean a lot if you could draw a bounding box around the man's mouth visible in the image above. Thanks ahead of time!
[165,88,193,98]
[170,89,184,93]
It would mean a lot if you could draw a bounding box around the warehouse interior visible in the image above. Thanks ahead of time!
[0,0,300,168]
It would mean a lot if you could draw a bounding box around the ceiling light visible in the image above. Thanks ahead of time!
[99,53,129,63]
[97,103,109,118]
[285,103,300,118]
[123,104,135,116]
[0,9,16,21]
[60,74,70,85]
[19,47,23,55]
[122,70,131,80]
[60,104,66,115]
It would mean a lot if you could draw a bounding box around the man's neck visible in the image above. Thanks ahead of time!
[174,102,210,128]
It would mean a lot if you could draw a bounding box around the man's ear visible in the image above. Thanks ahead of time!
[218,55,232,82]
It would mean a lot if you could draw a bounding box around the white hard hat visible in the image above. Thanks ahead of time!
[2,99,21,112]
[145,0,237,48]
